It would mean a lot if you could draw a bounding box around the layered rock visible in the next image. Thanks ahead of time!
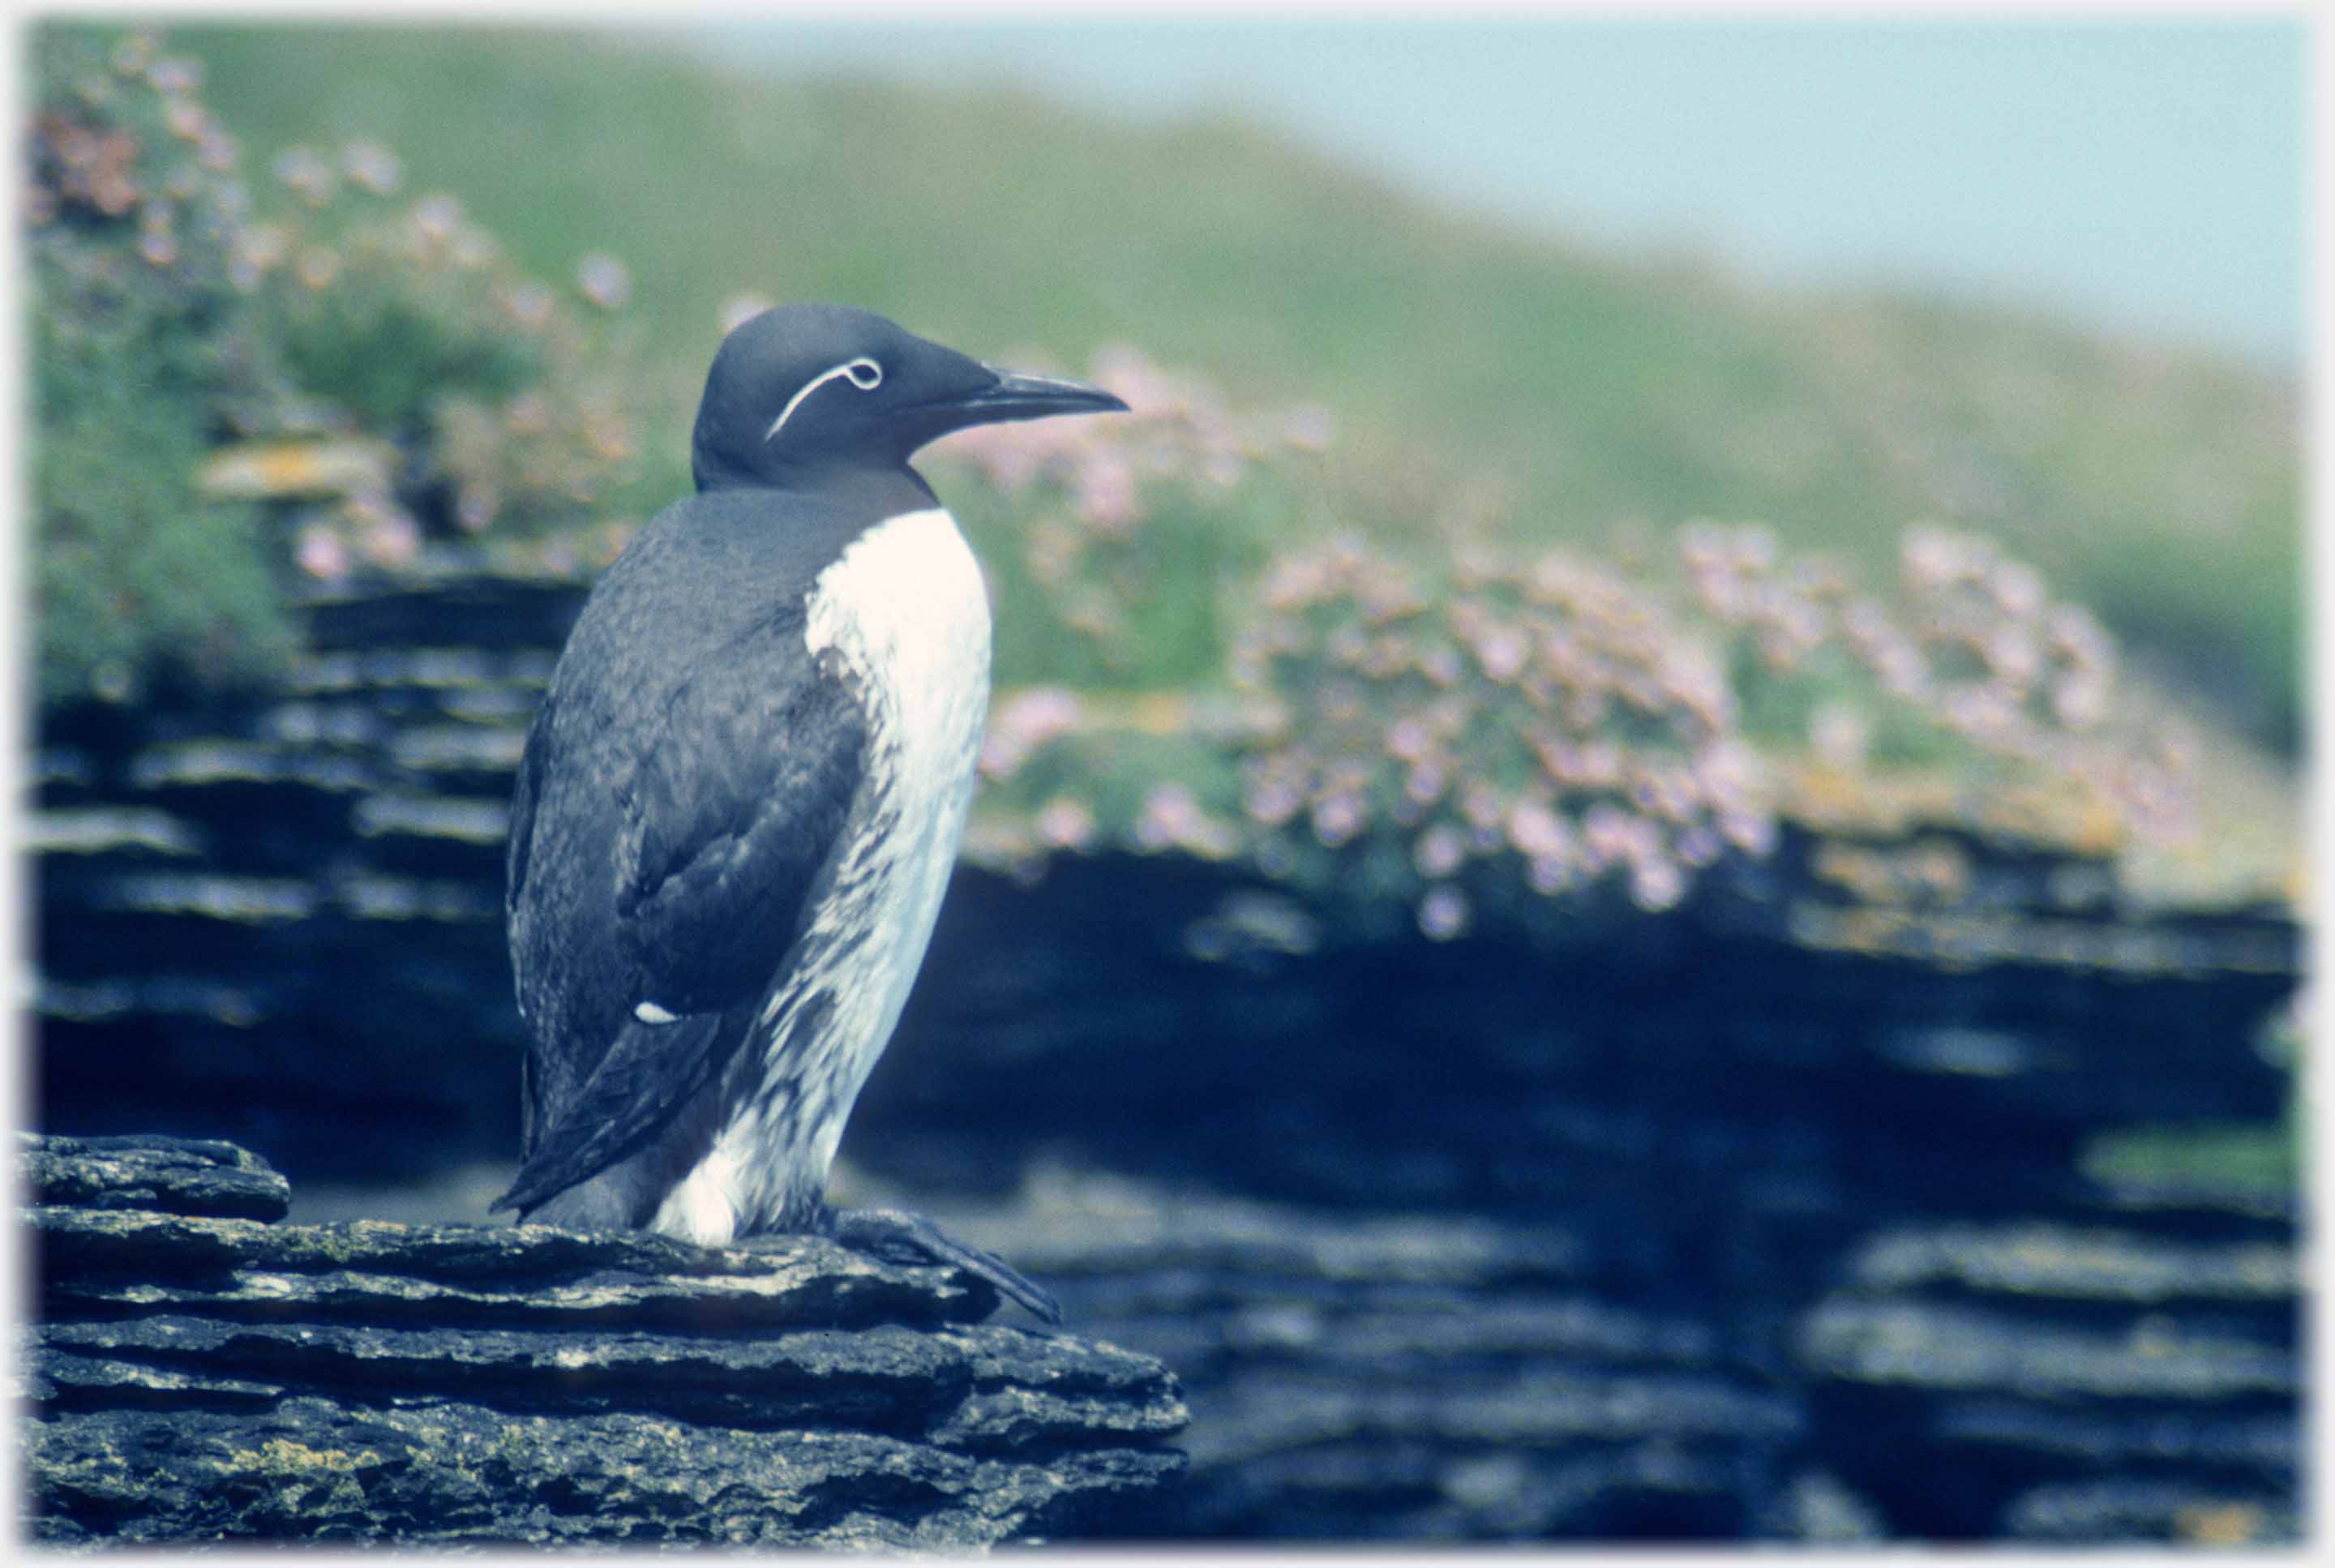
[842,1165,2297,1543]
[1795,1219,2300,1542]
[19,1133,1188,1547]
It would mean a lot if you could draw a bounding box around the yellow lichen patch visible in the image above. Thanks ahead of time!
[1773,759,2127,857]
[239,1437,380,1474]
[197,439,397,500]
[1810,837,1971,908]
[2176,1501,2266,1546]
[1780,761,1892,828]
[960,811,1044,874]
[1783,901,2294,978]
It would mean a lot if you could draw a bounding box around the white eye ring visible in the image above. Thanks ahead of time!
[765,357,885,443]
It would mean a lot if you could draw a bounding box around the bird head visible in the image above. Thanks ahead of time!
[691,302,1129,491]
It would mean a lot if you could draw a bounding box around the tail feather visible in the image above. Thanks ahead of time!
[493,1008,746,1216]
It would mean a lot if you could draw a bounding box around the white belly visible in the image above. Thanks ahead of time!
[652,507,991,1242]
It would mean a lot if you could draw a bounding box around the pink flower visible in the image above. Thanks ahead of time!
[358,510,421,568]
[1718,808,1777,856]
[979,687,1081,781]
[1576,739,1622,788]
[1245,773,1305,827]
[1581,801,1638,866]
[1416,886,1469,941]
[1629,856,1686,913]
[1810,705,1870,770]
[411,194,463,243]
[1985,626,2040,686]
[1034,795,1095,850]
[163,98,206,143]
[1528,855,1574,895]
[1135,783,1203,850]
[576,254,632,311]
[1903,526,1970,589]
[1311,792,1367,847]
[1473,622,1530,683]
[1262,555,1328,611]
[2051,673,2110,730]
[1074,451,1140,532]
[1674,825,1722,868]
[2048,605,2114,669]
[147,56,201,96]
[341,140,403,196]
[1729,525,1778,573]
[1506,799,1570,859]
[1459,782,1504,831]
[1412,823,1467,879]
[296,525,349,582]
[1990,559,2046,619]
[272,145,336,206]
[1385,715,1433,763]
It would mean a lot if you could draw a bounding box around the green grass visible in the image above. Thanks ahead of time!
[171,22,2301,750]
[2082,1125,2299,1197]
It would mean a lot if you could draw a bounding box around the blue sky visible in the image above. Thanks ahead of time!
[684,18,2302,367]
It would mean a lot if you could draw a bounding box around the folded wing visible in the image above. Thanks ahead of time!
[497,612,868,1215]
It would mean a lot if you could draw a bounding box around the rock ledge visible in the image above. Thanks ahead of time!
[19,1133,1187,1547]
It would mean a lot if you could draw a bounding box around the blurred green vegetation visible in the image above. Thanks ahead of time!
[259,231,543,435]
[27,30,293,707]
[174,21,2300,750]
[27,24,655,707]
[31,308,293,709]
[2084,1005,2303,1199]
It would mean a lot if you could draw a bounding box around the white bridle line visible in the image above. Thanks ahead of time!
[765,357,884,443]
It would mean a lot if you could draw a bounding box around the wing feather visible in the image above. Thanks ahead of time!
[615,639,867,1015]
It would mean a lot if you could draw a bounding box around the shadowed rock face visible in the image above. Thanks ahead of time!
[836,1167,2298,1543]
[19,1133,1188,1548]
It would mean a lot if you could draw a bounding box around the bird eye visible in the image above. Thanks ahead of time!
[845,358,883,390]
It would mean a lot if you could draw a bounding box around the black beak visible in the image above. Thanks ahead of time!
[952,366,1131,422]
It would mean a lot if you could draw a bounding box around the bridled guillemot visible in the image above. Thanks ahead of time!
[494,303,1127,1321]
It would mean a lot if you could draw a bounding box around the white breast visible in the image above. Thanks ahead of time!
[652,508,992,1244]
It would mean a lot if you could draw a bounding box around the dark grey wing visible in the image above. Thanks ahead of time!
[505,688,555,928]
[613,637,868,1017]
[503,688,559,1156]
[494,615,868,1216]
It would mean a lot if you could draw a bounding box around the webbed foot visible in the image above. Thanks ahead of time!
[828,1205,1061,1325]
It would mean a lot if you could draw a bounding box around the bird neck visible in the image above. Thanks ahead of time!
[689,450,940,521]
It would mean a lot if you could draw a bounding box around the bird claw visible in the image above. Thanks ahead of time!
[829,1206,1062,1325]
